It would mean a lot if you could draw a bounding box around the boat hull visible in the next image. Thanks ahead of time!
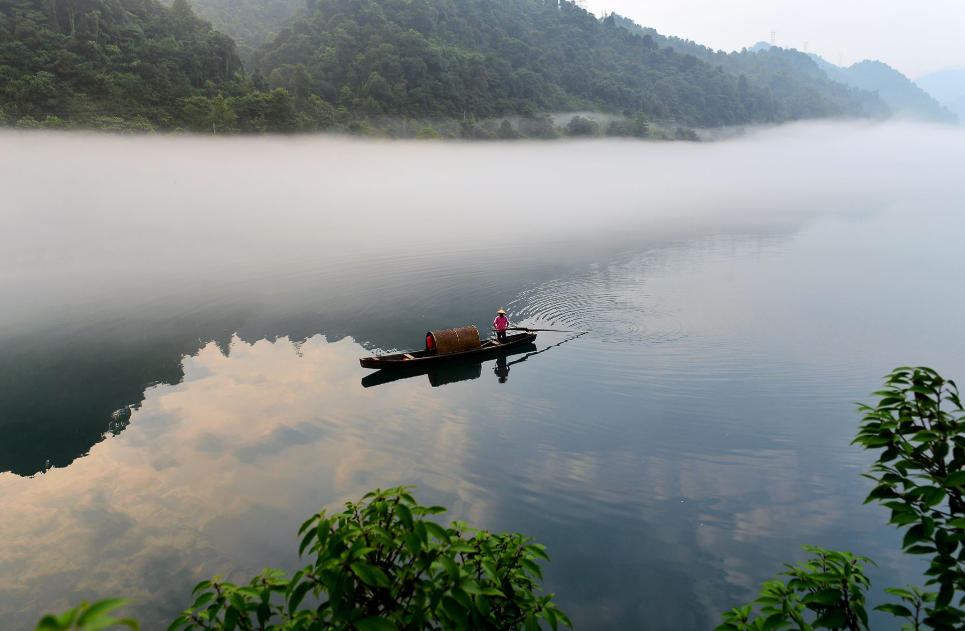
[359,332,537,370]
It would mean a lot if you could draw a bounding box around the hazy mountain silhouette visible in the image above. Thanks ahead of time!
[916,69,965,123]
[809,55,957,124]
[609,16,889,120]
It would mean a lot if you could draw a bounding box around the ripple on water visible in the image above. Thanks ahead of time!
[509,251,691,347]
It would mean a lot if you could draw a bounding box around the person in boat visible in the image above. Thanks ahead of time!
[493,309,509,343]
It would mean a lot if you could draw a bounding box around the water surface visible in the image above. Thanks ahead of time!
[1,124,964,630]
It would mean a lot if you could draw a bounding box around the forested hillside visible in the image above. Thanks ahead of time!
[610,14,890,121]
[810,56,957,123]
[160,0,302,59]
[1,0,898,133]
[0,0,245,128]
[248,0,794,127]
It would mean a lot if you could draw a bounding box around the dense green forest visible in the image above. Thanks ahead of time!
[610,14,890,121]
[0,0,899,134]
[161,0,302,59]
[0,0,339,131]
[247,0,794,127]
[0,0,242,128]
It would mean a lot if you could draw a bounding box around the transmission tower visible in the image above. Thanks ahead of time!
[803,41,808,53]
[770,30,775,46]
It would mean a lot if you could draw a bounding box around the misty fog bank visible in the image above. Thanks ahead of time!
[1,120,962,333]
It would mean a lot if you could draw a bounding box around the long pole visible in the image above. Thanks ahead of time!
[503,326,590,333]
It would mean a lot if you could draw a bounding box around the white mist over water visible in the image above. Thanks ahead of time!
[1,121,962,337]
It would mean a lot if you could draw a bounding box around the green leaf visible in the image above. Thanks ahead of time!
[902,525,925,549]
[84,617,139,631]
[288,580,312,614]
[351,563,391,588]
[519,557,543,580]
[883,588,915,600]
[424,521,449,543]
[191,581,212,595]
[944,472,965,487]
[876,603,914,618]
[442,596,469,628]
[813,609,848,629]
[554,609,573,628]
[354,617,398,631]
[395,504,413,528]
[229,592,247,614]
[762,613,790,631]
[801,589,842,606]
[905,545,936,554]
[165,615,189,631]
[439,555,460,583]
[459,578,482,595]
[524,545,551,562]
[77,599,130,626]
[937,583,954,609]
[889,512,919,525]
[403,532,421,557]
[36,616,63,631]
[481,560,500,583]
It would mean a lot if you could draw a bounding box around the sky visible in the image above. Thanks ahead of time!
[581,0,965,79]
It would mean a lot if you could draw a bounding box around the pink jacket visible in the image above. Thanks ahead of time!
[494,315,509,331]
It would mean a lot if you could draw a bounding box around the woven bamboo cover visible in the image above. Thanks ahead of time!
[428,326,481,355]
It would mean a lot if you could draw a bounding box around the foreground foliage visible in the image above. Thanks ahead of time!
[37,487,569,631]
[36,599,138,631]
[718,367,965,631]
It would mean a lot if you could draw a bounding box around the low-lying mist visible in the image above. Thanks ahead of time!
[1,120,962,340]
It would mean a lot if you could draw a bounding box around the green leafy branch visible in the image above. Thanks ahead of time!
[718,367,965,631]
[163,486,569,631]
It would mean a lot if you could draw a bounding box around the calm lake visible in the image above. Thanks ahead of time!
[1,123,964,630]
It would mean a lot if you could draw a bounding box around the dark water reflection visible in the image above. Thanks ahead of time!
[2,127,965,630]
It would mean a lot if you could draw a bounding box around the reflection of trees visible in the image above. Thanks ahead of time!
[107,406,133,436]
[0,320,236,477]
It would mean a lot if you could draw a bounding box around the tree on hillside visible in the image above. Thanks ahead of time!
[415,125,441,139]
[565,116,599,137]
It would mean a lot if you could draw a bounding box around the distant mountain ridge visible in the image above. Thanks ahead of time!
[808,54,958,124]
[915,68,965,123]
[609,17,889,121]
[712,39,957,124]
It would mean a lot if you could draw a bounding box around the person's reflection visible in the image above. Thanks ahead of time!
[494,356,510,383]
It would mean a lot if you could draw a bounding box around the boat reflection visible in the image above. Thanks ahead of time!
[494,357,510,383]
[361,343,537,388]
[361,332,587,388]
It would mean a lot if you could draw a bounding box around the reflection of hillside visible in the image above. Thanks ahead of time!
[0,335,488,629]
[0,320,235,477]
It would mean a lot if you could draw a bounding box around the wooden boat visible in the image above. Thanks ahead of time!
[359,331,538,370]
[361,341,538,387]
